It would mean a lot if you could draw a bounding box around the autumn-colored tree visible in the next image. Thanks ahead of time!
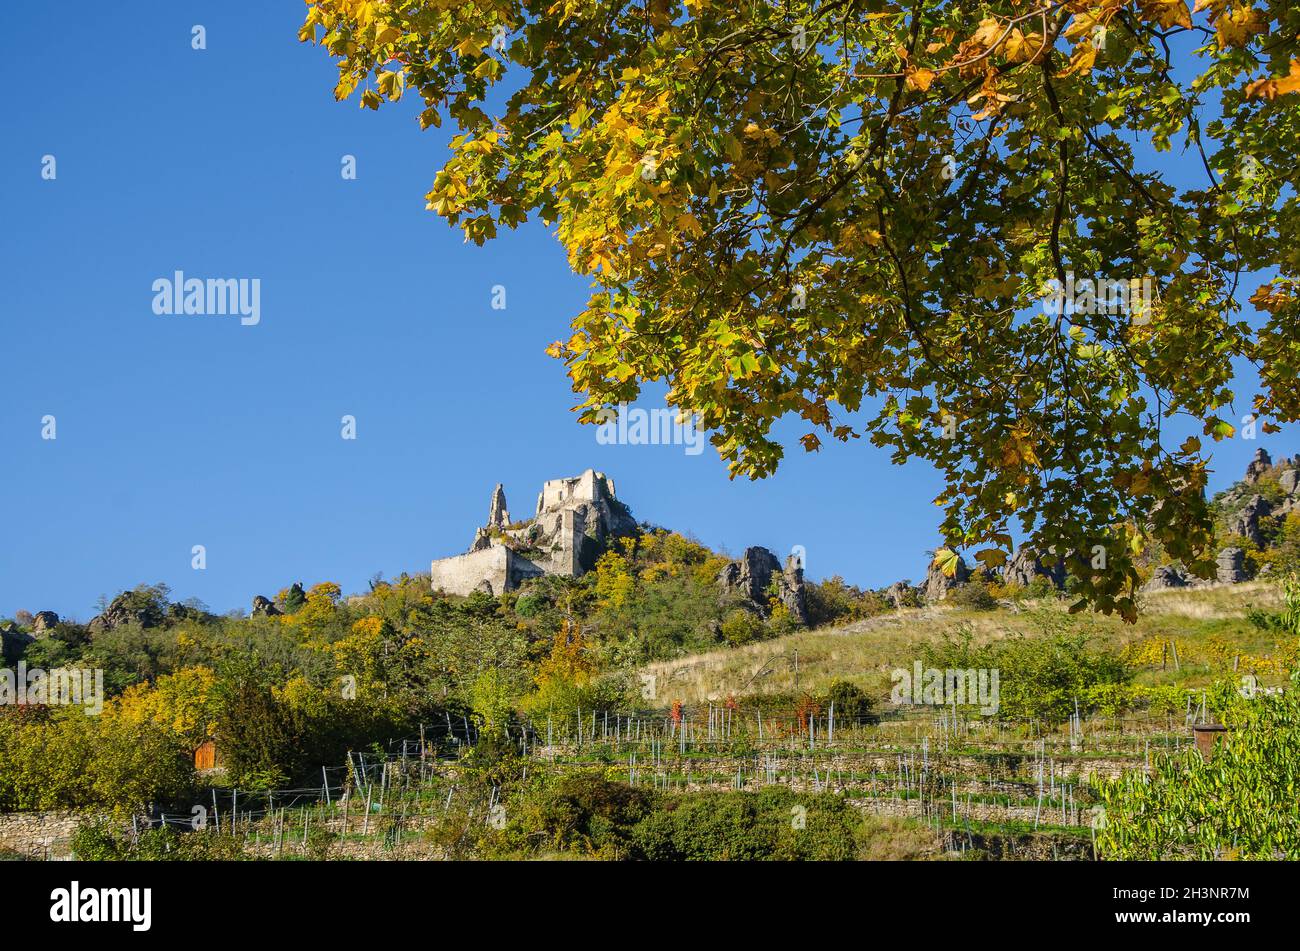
[303,0,1300,619]
[593,550,635,611]
[111,665,219,748]
[526,619,597,715]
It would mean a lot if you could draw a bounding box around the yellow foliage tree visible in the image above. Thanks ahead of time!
[110,666,219,748]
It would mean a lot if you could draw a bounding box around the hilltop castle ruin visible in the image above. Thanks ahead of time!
[429,469,637,596]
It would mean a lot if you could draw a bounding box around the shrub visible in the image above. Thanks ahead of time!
[825,680,874,722]
[516,772,654,859]
[0,708,195,813]
[947,580,998,610]
[804,577,891,626]
[719,608,764,646]
[632,787,859,861]
[921,620,1130,723]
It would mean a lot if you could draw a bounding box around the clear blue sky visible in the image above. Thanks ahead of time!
[0,4,1290,621]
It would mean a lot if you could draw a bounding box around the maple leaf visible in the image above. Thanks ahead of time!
[905,67,936,92]
[1215,5,1266,49]
[1057,42,1099,78]
[1002,29,1045,64]
[1138,0,1193,29]
[932,548,962,578]
[1245,60,1300,99]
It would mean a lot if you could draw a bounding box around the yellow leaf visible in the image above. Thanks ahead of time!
[1216,5,1266,48]
[1139,0,1193,29]
[674,213,704,237]
[971,17,1003,48]
[905,67,936,92]
[932,548,962,578]
[1002,29,1043,64]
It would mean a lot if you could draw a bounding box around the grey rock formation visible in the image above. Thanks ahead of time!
[1002,547,1066,589]
[1280,468,1300,497]
[1244,448,1272,485]
[251,595,282,618]
[924,554,969,602]
[488,483,510,528]
[781,554,809,625]
[717,546,809,624]
[87,592,164,634]
[31,611,59,634]
[1143,564,1188,591]
[718,547,780,605]
[1216,547,1248,584]
[1229,495,1271,546]
[886,581,917,609]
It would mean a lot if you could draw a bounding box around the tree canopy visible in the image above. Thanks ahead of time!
[301,0,1300,619]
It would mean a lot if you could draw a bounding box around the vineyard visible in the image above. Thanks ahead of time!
[7,581,1297,862]
[57,697,1231,862]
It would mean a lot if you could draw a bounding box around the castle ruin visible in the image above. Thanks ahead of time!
[429,469,637,596]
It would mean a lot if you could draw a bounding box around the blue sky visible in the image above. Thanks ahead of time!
[0,4,1291,620]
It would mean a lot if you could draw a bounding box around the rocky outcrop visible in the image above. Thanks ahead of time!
[31,611,59,634]
[1244,448,1272,485]
[717,546,808,624]
[1229,495,1271,547]
[1280,468,1300,497]
[251,595,281,618]
[780,554,809,624]
[1002,547,1066,589]
[886,581,918,609]
[1216,547,1249,584]
[87,591,165,634]
[924,555,968,602]
[1143,564,1189,591]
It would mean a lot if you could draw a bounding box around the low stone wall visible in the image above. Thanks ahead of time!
[0,811,100,859]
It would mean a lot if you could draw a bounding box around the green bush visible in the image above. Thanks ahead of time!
[825,680,874,722]
[632,787,859,861]
[521,772,654,859]
[719,609,764,646]
[947,580,998,611]
[804,577,892,627]
[921,619,1129,723]
[0,707,195,813]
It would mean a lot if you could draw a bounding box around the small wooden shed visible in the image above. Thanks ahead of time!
[193,740,221,770]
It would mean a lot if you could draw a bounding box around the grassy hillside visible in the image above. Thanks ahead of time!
[640,582,1290,709]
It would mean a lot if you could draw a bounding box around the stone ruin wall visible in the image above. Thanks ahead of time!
[428,546,512,597]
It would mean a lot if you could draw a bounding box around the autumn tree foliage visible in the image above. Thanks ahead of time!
[302,0,1300,619]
